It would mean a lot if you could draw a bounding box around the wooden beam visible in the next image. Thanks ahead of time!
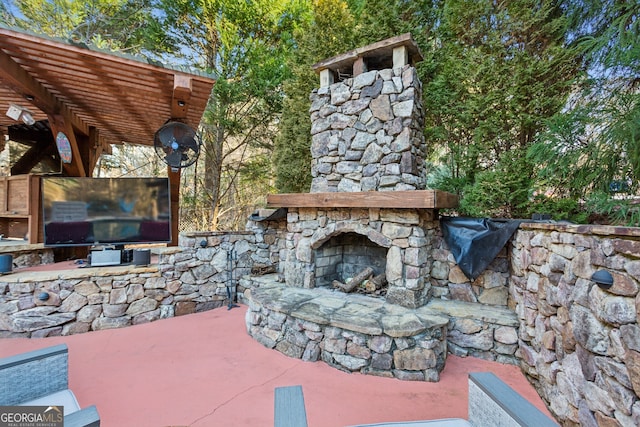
[168,167,181,246]
[10,138,57,175]
[171,75,192,120]
[267,190,458,209]
[48,115,86,177]
[0,48,89,136]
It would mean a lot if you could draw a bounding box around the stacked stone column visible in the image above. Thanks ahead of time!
[309,65,426,193]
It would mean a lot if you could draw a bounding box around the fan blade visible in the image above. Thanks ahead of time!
[165,150,183,168]
[158,126,175,146]
[179,135,198,151]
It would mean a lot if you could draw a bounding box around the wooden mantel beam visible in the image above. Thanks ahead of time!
[267,190,458,209]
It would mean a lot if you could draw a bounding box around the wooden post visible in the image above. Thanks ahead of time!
[168,167,181,246]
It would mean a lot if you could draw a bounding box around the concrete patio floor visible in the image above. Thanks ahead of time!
[0,305,553,427]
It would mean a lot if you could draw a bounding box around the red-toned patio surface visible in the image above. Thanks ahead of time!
[0,306,552,427]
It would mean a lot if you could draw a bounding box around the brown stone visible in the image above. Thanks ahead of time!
[74,281,100,296]
[448,265,469,284]
[448,283,476,302]
[625,349,640,396]
[594,411,621,427]
[613,239,640,258]
[393,347,437,370]
[175,301,196,316]
[607,271,639,296]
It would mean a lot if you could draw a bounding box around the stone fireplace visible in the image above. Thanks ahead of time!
[267,33,457,309]
[245,34,460,382]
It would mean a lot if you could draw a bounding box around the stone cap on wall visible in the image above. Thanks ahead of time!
[520,221,640,237]
[312,33,424,87]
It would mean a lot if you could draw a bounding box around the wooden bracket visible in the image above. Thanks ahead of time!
[171,75,192,120]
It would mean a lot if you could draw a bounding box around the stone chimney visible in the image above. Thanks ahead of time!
[309,34,425,193]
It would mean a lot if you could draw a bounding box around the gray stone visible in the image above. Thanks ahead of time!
[13,312,75,332]
[448,328,494,351]
[77,305,102,323]
[381,223,412,239]
[333,354,368,371]
[311,116,331,134]
[92,316,131,331]
[103,304,128,318]
[386,247,402,283]
[361,78,383,98]
[369,335,393,353]
[390,128,412,152]
[330,113,353,129]
[353,70,377,89]
[337,178,361,192]
[342,95,371,116]
[570,304,610,355]
[392,100,414,117]
[330,83,351,105]
[371,352,393,370]
[351,131,376,150]
[126,297,158,316]
[361,143,384,164]
[478,287,508,306]
[59,292,88,312]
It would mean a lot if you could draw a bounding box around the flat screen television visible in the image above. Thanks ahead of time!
[42,177,171,247]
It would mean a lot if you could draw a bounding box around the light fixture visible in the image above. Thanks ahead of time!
[6,104,35,125]
[591,270,614,290]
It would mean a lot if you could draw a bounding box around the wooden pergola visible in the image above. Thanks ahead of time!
[0,25,216,245]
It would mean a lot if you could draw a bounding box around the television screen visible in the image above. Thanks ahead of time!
[42,177,171,247]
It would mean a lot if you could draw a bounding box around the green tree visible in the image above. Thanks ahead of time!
[159,0,308,228]
[273,0,357,193]
[424,0,579,218]
[0,0,169,55]
[529,1,640,203]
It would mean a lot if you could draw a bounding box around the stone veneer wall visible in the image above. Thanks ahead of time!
[0,230,280,337]
[0,246,54,271]
[510,223,640,427]
[2,216,639,426]
[309,65,426,193]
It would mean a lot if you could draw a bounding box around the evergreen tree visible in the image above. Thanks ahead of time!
[423,0,579,218]
[529,1,640,211]
[273,0,357,193]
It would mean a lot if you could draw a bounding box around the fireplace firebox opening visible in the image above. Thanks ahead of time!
[314,232,387,292]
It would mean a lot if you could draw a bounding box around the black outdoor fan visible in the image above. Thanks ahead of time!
[153,122,201,169]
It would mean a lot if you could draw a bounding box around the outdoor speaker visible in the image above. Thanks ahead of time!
[133,249,151,266]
